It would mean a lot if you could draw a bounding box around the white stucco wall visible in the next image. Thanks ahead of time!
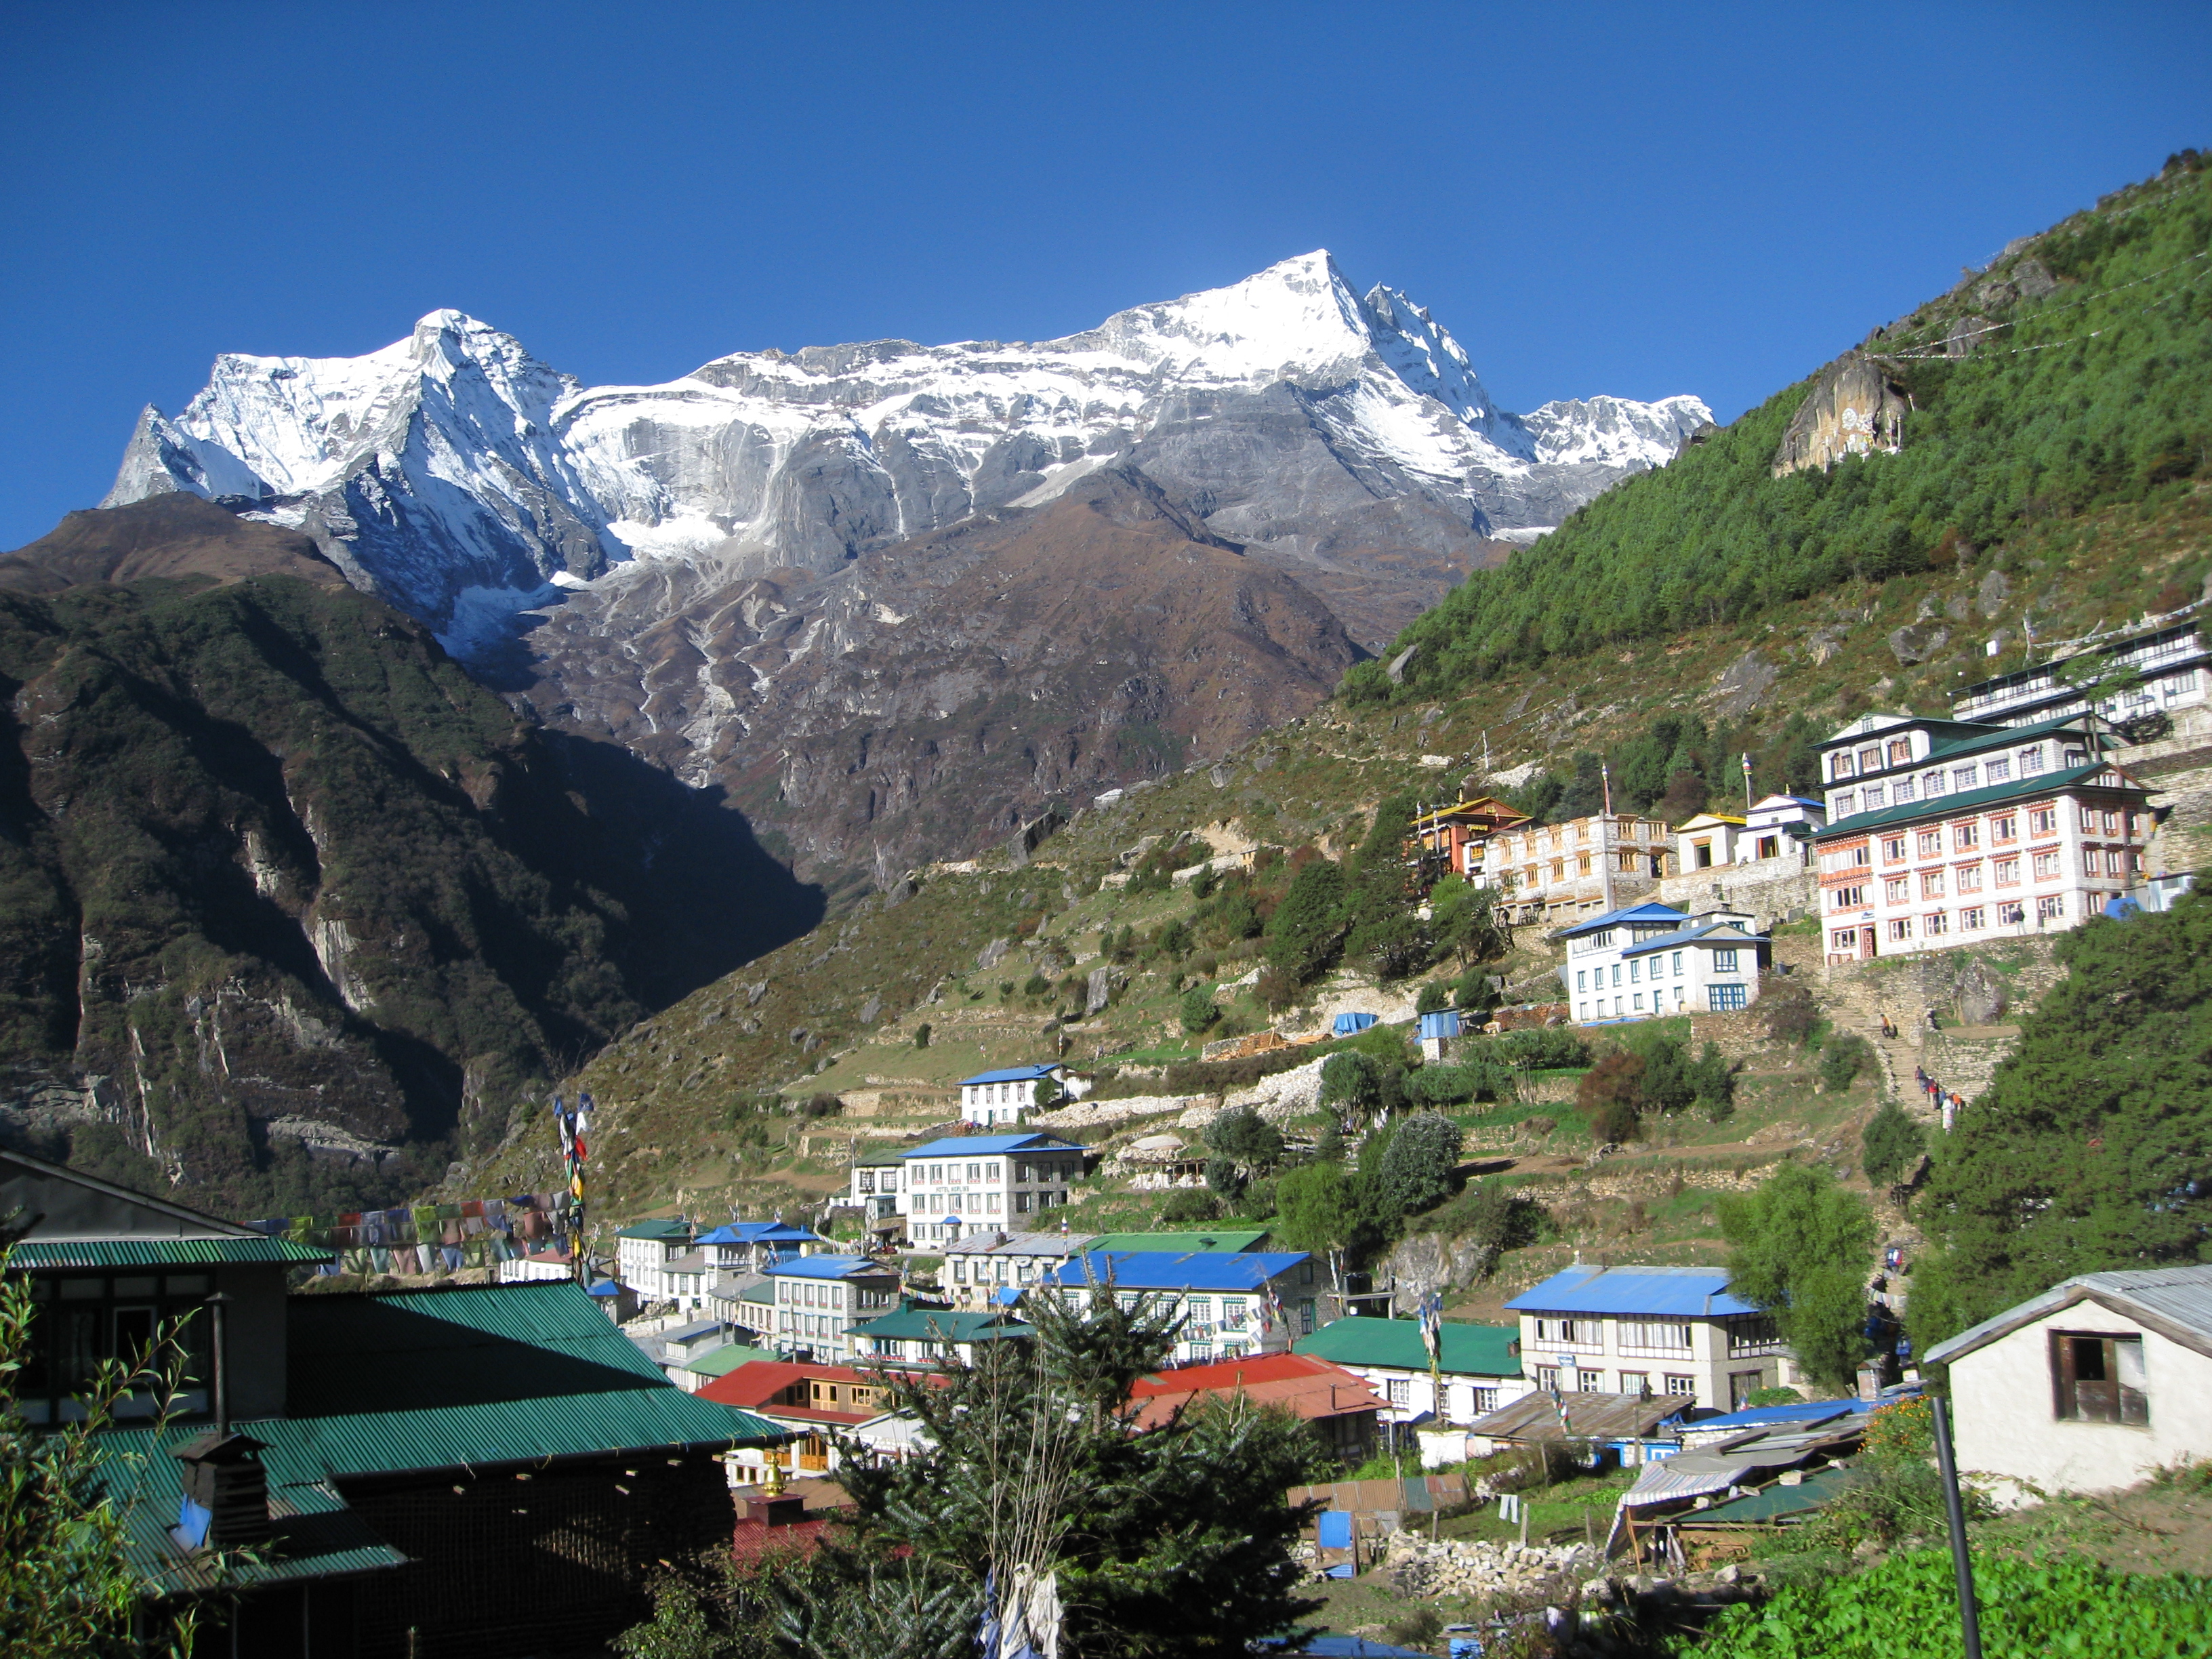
[1949,1308,2212,1494]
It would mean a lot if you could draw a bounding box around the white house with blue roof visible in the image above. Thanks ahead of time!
[892,1132,1090,1245]
[764,1253,902,1364]
[1813,708,2152,963]
[1505,1263,1797,1412]
[696,1220,827,1275]
[1556,903,1769,1025]
[1047,1249,1322,1365]
[958,1063,1085,1127]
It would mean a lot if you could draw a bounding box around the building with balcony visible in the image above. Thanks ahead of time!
[1504,1263,1798,1412]
[1476,813,1675,923]
[1813,711,2151,962]
[847,1149,907,1225]
[1953,621,2207,730]
[1411,793,1534,882]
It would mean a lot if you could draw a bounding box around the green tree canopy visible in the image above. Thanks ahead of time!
[1719,1164,1877,1391]
[1265,855,1349,985]
[1908,887,2212,1354]
[1860,1099,1926,1189]
[1373,1112,1465,1215]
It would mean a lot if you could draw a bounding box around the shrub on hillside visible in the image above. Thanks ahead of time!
[1820,1031,1874,1092]
[1179,987,1220,1034]
[1374,1113,1464,1215]
[1578,1052,1645,1144]
[1156,1189,1220,1225]
[1861,1099,1926,1188]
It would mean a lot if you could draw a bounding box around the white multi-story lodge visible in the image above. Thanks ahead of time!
[764,1254,902,1364]
[956,1063,1085,1128]
[1814,711,2152,963]
[1952,620,2207,728]
[1046,1249,1320,1364]
[890,1132,1090,1245]
[1557,903,1769,1024]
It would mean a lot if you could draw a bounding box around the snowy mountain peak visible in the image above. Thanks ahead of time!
[102,258,1711,646]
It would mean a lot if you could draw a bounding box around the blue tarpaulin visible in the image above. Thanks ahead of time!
[1417,1010,1461,1040]
[1332,1012,1378,1036]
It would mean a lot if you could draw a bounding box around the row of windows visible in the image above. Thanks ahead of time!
[1830,739,2083,787]
[1824,808,2139,879]
[1575,948,1737,992]
[1534,1366,1701,1397]
[1575,982,1746,1020]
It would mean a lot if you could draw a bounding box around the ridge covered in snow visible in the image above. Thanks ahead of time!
[104,253,1710,652]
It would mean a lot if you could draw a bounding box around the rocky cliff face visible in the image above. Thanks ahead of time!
[0,554,819,1213]
[510,466,1366,884]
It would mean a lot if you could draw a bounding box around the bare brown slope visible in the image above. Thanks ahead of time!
[514,467,1364,885]
[0,495,346,594]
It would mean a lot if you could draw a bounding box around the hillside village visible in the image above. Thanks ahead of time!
[7,142,2212,1658]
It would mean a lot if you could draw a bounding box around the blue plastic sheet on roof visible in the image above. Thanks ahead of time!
[1417,1010,1461,1040]
[1332,1012,1378,1036]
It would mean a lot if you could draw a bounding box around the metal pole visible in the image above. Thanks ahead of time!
[1933,1396,1984,1659]
[207,1292,230,1436]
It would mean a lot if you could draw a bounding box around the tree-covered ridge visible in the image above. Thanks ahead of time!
[1352,152,2212,701]
[0,575,817,1215]
[1907,882,2212,1353]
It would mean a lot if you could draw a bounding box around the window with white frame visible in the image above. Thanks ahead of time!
[1618,1319,1693,1355]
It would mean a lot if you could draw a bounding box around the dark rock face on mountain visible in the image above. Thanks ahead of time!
[509,467,1368,889]
[0,493,348,594]
[0,565,818,1213]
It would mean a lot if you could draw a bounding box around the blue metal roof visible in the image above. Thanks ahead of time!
[1048,1250,1308,1291]
[695,1221,823,1245]
[1555,903,1688,940]
[1506,1264,1758,1317]
[902,1133,1086,1160]
[1686,1399,1864,1433]
[958,1065,1061,1086]
[1619,922,1766,958]
[767,1254,895,1279]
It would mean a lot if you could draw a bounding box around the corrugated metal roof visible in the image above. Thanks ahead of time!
[1620,924,1767,958]
[902,1133,1087,1160]
[615,1218,691,1240]
[1467,1389,1681,1442]
[1925,1263,2212,1367]
[957,1065,1060,1085]
[1294,1318,1521,1377]
[853,1308,1031,1341]
[768,1254,895,1279]
[1084,1230,1267,1254]
[1050,1250,1307,1291]
[1506,1265,1756,1317]
[1555,903,1687,939]
[1694,1465,1854,1523]
[12,1235,333,1267]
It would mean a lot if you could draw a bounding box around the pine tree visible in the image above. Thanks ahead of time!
[1719,1166,1876,1391]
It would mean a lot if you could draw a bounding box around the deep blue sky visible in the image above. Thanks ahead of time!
[3,3,2207,548]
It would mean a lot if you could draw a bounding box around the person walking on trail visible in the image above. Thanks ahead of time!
[1925,1005,1941,1033]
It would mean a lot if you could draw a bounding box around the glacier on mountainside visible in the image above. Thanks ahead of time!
[102,253,1709,651]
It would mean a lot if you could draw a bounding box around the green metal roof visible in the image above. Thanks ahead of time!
[1817,760,2144,838]
[853,1308,1034,1342]
[1085,1229,1269,1254]
[682,1343,780,1378]
[1294,1317,1523,1377]
[1922,711,2086,762]
[1694,1465,1855,1523]
[11,1235,333,1268]
[615,1218,693,1241]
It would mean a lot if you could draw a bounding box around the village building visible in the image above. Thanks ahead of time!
[700,1359,913,1479]
[956,1062,1086,1127]
[1504,1264,1797,1412]
[1675,795,1827,873]
[0,1147,781,1656]
[1127,1351,1387,1465]
[764,1254,902,1364]
[615,1216,700,1305]
[847,1149,908,1226]
[1813,710,2152,963]
[1555,902,1769,1023]
[1953,618,2208,729]
[852,1305,1035,1366]
[1410,792,1534,882]
[1047,1249,1319,1364]
[697,1219,827,1275]
[1924,1264,2212,1496]
[890,1132,1091,1244]
[939,1229,1269,1311]
[1464,1390,1686,1459]
[1293,1318,1533,1427]
[1475,812,1676,923]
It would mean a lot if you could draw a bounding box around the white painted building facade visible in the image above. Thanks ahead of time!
[1926,1266,2212,1496]
[896,1133,1090,1244]
[956,1064,1087,1128]
[1814,712,2151,964]
[1506,1265,1799,1413]
[1557,903,1768,1024]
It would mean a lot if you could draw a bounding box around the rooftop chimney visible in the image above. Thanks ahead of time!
[170,1431,273,1549]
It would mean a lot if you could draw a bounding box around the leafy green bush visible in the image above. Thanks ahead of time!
[1415,980,1452,1015]
[1179,986,1221,1034]
[1374,1112,1463,1214]
[1821,1032,1875,1093]
[1682,1549,2212,1658]
[1496,1028,1590,1069]
[1862,1100,1926,1187]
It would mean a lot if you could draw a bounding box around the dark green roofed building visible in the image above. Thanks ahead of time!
[1294,1317,1532,1430]
[1,1148,782,1657]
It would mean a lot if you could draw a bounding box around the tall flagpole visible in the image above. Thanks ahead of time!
[1742,752,1754,813]
[1599,762,1617,913]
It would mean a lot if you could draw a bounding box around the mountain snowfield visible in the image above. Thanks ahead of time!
[104,252,1709,655]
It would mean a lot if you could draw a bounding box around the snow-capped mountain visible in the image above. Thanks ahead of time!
[105,253,1708,652]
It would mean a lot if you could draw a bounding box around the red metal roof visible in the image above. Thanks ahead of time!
[695,1359,885,1410]
[1126,1351,1389,1429]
